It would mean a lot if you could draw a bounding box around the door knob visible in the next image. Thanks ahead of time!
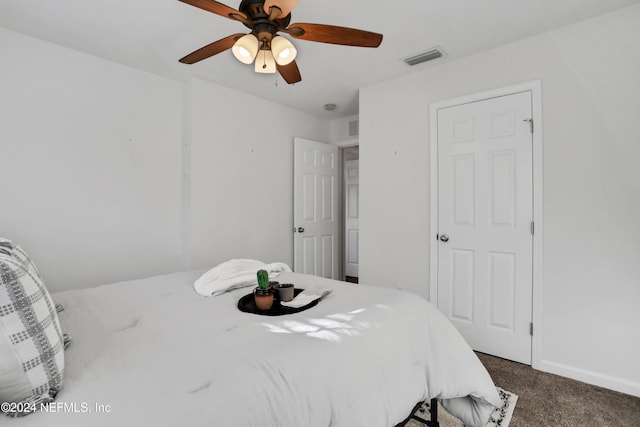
[439,234,449,242]
[296,227,305,233]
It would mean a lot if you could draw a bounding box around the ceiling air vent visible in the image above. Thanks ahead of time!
[348,120,359,137]
[403,48,444,66]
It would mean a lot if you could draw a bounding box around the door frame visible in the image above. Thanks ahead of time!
[428,80,543,369]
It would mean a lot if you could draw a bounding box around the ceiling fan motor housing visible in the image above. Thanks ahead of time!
[239,0,291,41]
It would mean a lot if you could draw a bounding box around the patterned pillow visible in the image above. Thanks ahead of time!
[0,238,11,256]
[0,240,65,417]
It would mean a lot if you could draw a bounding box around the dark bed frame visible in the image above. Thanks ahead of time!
[395,398,440,427]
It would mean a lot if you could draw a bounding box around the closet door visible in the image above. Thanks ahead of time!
[436,91,533,364]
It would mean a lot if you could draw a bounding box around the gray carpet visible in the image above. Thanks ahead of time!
[476,352,640,427]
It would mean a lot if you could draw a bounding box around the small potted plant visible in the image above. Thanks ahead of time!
[254,269,274,310]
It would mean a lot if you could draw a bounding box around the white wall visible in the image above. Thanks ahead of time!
[187,78,329,270]
[0,28,183,291]
[359,4,640,396]
[0,28,331,290]
[329,114,359,144]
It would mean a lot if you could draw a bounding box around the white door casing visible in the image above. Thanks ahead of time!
[344,160,359,278]
[293,137,340,279]
[435,90,534,364]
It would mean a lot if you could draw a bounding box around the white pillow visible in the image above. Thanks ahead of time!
[0,240,65,417]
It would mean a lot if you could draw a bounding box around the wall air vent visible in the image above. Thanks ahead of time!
[348,120,359,137]
[403,48,444,66]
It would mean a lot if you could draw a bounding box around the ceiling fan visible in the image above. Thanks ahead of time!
[177,0,383,84]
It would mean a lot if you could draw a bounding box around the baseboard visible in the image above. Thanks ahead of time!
[537,359,640,398]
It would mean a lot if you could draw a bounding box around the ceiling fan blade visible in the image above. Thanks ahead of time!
[277,61,302,84]
[178,0,247,21]
[179,33,244,64]
[286,23,383,48]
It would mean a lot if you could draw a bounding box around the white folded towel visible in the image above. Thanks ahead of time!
[194,259,292,296]
[280,286,332,308]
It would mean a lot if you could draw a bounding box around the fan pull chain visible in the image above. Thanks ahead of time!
[259,38,269,71]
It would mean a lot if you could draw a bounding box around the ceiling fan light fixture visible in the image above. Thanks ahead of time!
[271,36,297,65]
[255,49,277,73]
[232,34,259,64]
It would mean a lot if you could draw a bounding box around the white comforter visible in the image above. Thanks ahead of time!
[10,271,499,427]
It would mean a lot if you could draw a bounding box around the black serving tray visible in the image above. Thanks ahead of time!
[237,288,318,316]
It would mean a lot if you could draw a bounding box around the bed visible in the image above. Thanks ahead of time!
[5,268,500,427]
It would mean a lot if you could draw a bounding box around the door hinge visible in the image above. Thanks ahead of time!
[530,322,534,336]
[523,118,534,133]
[530,221,535,235]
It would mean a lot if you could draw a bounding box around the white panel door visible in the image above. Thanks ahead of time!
[344,160,359,278]
[294,138,340,279]
[437,91,533,364]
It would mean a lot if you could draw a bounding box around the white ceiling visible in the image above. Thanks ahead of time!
[1,0,639,119]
